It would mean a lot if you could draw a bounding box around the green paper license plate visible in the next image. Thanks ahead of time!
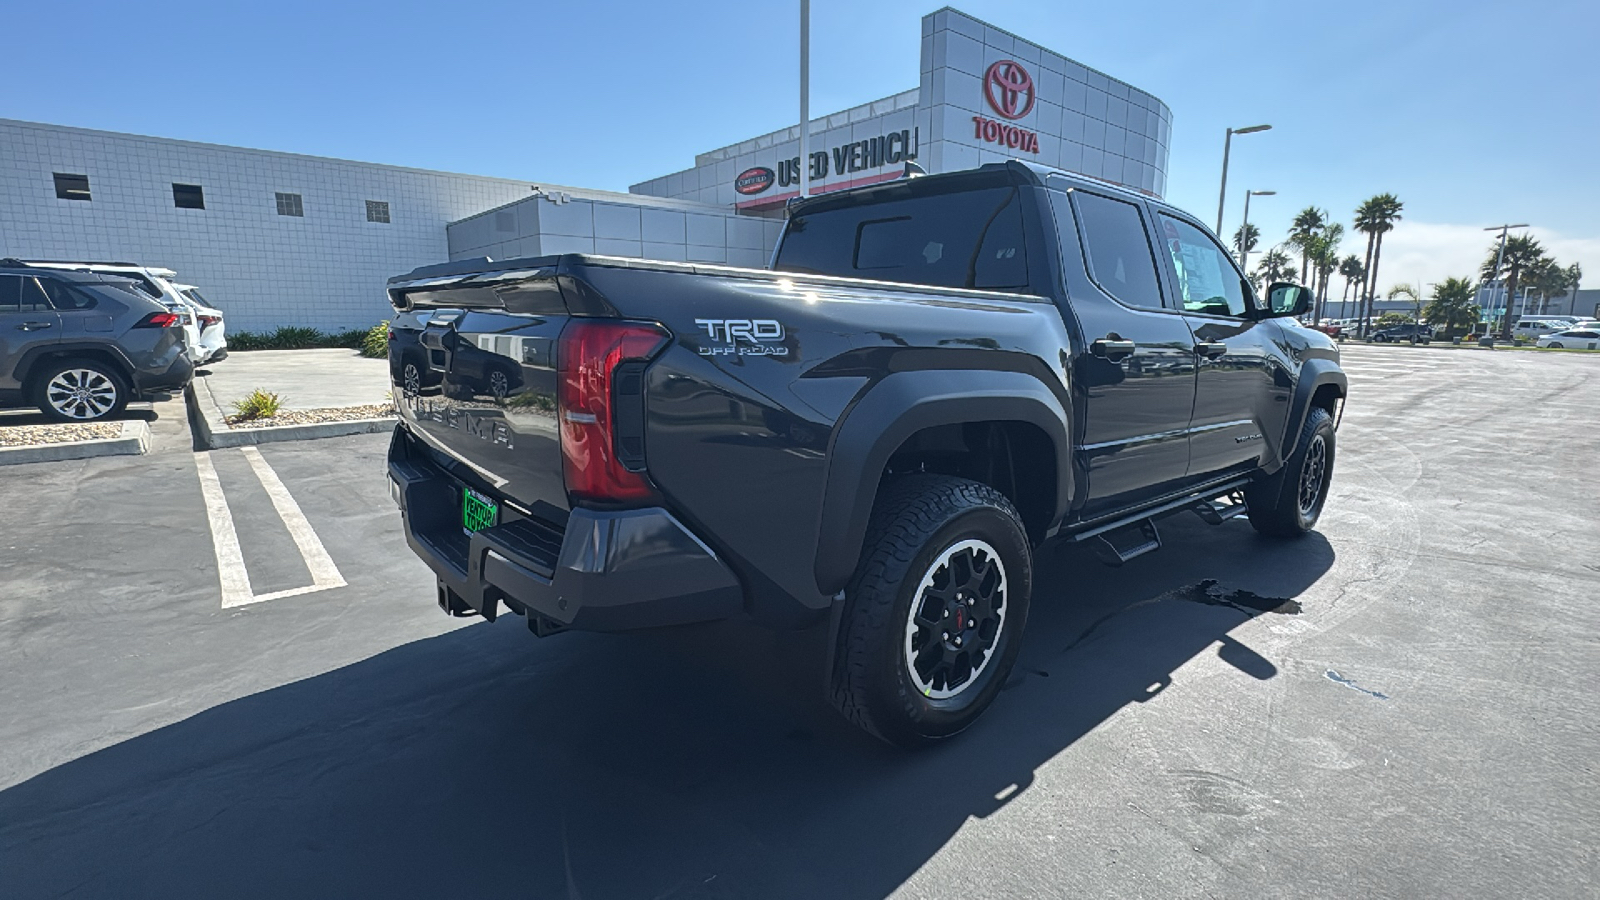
[462,488,499,535]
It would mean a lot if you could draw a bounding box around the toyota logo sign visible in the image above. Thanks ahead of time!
[983,60,1035,120]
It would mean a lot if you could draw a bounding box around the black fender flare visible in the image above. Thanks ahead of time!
[13,341,136,387]
[1281,359,1346,463]
[813,368,1072,595]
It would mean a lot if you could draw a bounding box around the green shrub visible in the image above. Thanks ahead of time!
[225,322,395,353]
[328,328,368,349]
[231,389,284,421]
[267,325,324,349]
[361,321,390,358]
[228,330,272,351]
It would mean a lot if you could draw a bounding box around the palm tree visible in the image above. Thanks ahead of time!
[1424,277,1477,337]
[1253,247,1296,287]
[1338,254,1365,320]
[1567,263,1584,315]
[1354,193,1403,337]
[1287,207,1328,285]
[1232,223,1260,262]
[1480,234,1549,340]
[1387,283,1423,323]
[1305,223,1343,323]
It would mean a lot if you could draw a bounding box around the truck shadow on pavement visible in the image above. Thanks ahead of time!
[0,516,1332,899]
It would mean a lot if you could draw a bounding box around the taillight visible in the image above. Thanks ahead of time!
[197,314,222,327]
[135,311,181,328]
[557,320,668,505]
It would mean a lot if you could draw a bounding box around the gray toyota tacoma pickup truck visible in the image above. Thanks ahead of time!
[385,161,1346,747]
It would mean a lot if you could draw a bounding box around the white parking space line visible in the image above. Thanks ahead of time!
[194,451,253,608]
[194,448,347,609]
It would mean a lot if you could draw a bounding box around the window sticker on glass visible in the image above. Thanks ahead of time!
[1161,216,1246,316]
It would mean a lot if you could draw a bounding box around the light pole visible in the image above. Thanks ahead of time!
[1238,189,1274,275]
[1483,223,1528,336]
[798,0,811,199]
[1215,124,1271,235]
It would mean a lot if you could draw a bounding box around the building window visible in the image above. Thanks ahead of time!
[173,183,205,209]
[365,200,391,224]
[275,192,304,217]
[53,173,91,201]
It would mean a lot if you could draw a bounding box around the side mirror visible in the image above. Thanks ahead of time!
[1262,282,1312,319]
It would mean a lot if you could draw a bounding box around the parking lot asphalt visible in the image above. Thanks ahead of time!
[1,345,1596,899]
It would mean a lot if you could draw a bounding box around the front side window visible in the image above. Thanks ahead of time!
[1071,191,1165,310]
[1159,214,1250,317]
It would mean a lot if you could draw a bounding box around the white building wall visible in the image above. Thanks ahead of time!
[0,119,534,331]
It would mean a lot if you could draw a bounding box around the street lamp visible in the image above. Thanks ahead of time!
[1215,124,1271,235]
[1238,189,1275,275]
[1483,223,1529,336]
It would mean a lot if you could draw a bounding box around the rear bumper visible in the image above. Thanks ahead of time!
[388,426,743,632]
[133,352,194,399]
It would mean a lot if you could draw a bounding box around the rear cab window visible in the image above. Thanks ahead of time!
[773,171,1030,291]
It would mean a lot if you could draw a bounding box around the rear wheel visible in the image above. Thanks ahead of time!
[401,357,424,394]
[1246,406,1335,537]
[831,474,1032,748]
[33,359,129,423]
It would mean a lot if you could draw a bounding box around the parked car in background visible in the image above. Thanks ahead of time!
[1312,320,1343,339]
[1513,317,1577,340]
[387,309,441,395]
[12,260,227,364]
[1536,329,1600,350]
[0,260,193,421]
[170,283,228,363]
[1369,323,1434,343]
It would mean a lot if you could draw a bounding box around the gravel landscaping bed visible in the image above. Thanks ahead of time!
[0,422,124,447]
[226,404,395,429]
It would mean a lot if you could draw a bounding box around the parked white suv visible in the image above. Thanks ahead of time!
[170,283,228,363]
[16,261,227,364]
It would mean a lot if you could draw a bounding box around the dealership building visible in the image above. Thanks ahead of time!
[0,7,1172,332]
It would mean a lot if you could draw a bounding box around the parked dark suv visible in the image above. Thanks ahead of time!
[0,260,193,421]
[1369,323,1433,344]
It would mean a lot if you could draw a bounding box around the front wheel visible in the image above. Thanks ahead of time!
[831,474,1032,748]
[1548,342,1564,349]
[1245,406,1336,537]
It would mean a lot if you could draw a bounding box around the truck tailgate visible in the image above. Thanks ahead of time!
[390,270,569,521]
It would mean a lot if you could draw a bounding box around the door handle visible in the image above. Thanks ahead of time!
[16,321,54,331]
[1195,341,1228,359]
[1090,338,1136,361]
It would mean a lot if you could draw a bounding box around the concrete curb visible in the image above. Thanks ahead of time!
[0,419,151,466]
[187,376,395,450]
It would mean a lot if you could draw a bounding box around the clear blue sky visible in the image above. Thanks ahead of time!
[8,0,1596,296]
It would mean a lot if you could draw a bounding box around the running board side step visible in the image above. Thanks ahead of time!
[1191,491,1249,525]
[1090,519,1161,566]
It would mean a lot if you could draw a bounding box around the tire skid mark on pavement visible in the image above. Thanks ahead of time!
[193,447,347,608]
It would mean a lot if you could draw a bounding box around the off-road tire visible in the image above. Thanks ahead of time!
[1245,406,1335,537]
[32,358,130,423]
[830,474,1032,749]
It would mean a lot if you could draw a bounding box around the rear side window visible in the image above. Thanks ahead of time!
[0,275,52,310]
[775,186,1029,290]
[39,278,98,310]
[1071,192,1165,309]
